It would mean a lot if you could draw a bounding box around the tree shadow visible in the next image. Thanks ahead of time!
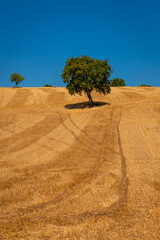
[65,101,110,110]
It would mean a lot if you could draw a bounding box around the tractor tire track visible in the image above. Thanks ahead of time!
[11,110,113,216]
[50,109,128,225]
[67,113,101,146]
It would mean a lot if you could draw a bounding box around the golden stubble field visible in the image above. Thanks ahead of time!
[0,87,160,240]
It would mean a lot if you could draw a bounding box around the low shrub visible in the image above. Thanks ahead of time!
[43,84,53,87]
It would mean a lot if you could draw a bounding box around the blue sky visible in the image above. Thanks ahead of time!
[0,0,159,87]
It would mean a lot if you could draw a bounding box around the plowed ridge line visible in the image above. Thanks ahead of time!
[16,110,112,215]
[60,109,128,222]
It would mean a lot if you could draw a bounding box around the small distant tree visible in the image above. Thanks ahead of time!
[110,78,126,87]
[61,55,112,106]
[43,84,53,87]
[10,73,25,87]
[138,84,151,87]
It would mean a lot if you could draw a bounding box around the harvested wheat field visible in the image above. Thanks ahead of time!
[0,87,160,240]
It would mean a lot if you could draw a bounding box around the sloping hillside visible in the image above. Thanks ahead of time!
[0,87,160,239]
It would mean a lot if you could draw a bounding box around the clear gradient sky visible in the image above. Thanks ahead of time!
[0,0,160,87]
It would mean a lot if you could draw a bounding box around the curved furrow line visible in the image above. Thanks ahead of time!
[59,113,98,154]
[5,115,17,162]
[67,113,101,146]
[49,109,128,225]
[7,89,29,108]
[12,110,112,216]
[36,89,43,106]
[0,88,4,107]
[67,111,124,158]
[29,89,36,106]
[0,114,64,156]
[0,116,8,139]
[137,103,160,151]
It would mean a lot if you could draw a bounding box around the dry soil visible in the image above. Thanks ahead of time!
[0,87,160,239]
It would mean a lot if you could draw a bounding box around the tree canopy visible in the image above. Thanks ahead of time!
[110,78,126,87]
[10,73,25,87]
[61,55,112,106]
[43,84,53,87]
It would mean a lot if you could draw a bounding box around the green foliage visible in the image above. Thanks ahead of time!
[110,78,126,87]
[138,84,151,87]
[43,84,53,87]
[61,55,112,106]
[10,73,25,87]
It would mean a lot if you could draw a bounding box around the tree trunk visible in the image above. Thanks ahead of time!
[87,90,93,107]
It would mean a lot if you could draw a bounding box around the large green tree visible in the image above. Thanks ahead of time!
[61,55,112,106]
[110,78,126,87]
[10,73,25,87]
